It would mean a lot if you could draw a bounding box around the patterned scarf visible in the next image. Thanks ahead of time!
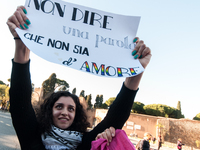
[41,126,83,150]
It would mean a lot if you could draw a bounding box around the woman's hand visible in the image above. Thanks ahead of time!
[7,6,31,64]
[95,127,115,146]
[7,6,30,38]
[124,37,152,90]
[131,37,151,69]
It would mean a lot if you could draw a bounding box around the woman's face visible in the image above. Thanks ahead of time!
[52,96,76,129]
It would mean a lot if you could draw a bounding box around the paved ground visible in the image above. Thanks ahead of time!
[128,137,176,150]
[0,111,176,150]
[0,111,20,150]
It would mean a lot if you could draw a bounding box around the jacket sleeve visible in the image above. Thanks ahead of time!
[9,60,45,150]
[79,83,138,149]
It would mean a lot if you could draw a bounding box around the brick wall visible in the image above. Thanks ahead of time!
[122,113,160,138]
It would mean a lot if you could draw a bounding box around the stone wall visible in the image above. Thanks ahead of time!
[86,109,96,128]
[158,118,200,149]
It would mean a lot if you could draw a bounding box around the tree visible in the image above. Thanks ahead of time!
[105,97,115,107]
[85,95,88,101]
[42,73,57,98]
[176,101,184,119]
[42,73,69,98]
[79,90,85,97]
[99,95,103,108]
[72,88,76,95]
[0,80,6,85]
[56,79,69,91]
[0,84,10,110]
[132,101,145,114]
[86,94,93,109]
[101,103,108,109]
[144,104,176,118]
[94,95,100,108]
[193,113,200,121]
[0,84,9,99]
[94,95,103,108]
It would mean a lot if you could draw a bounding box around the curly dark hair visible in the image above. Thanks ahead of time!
[36,91,90,134]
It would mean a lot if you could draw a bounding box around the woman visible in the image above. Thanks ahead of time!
[7,6,151,150]
[177,138,184,150]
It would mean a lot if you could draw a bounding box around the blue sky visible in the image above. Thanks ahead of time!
[1,0,200,119]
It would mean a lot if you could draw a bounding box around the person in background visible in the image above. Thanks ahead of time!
[7,6,151,150]
[157,135,162,150]
[139,132,152,150]
[177,138,184,150]
[151,136,156,144]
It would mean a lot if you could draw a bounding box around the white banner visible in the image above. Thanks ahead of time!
[16,0,144,78]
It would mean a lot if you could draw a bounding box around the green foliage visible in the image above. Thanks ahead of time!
[99,95,103,108]
[42,73,57,98]
[105,97,115,107]
[132,101,145,114]
[42,73,69,98]
[0,84,9,110]
[4,86,9,99]
[72,88,76,95]
[176,101,181,118]
[85,95,87,101]
[0,85,6,97]
[94,95,98,108]
[177,101,181,110]
[101,103,108,109]
[94,95,100,108]
[144,104,175,118]
[193,113,200,121]
[56,79,69,91]
[0,80,6,85]
[79,90,85,97]
[143,104,185,119]
[86,94,93,109]
[176,101,184,119]
[94,95,103,108]
[0,84,9,98]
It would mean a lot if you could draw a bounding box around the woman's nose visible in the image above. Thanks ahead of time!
[61,107,68,115]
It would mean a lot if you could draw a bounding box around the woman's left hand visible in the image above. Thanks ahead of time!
[95,127,115,146]
[124,37,152,90]
[132,37,152,69]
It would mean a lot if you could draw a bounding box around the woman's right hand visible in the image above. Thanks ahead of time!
[95,127,116,146]
[7,6,31,63]
[7,6,30,38]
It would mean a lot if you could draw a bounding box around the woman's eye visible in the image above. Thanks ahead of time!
[56,105,62,109]
[68,107,74,112]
